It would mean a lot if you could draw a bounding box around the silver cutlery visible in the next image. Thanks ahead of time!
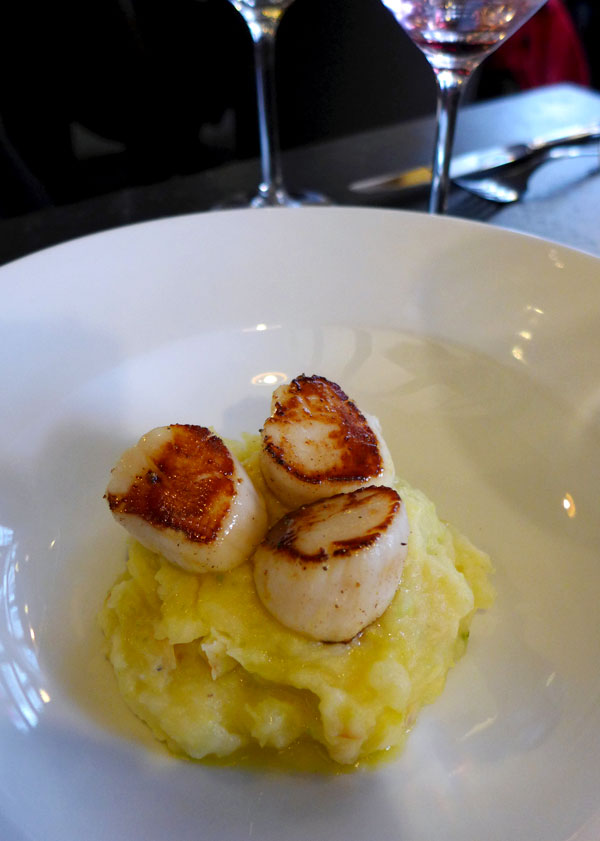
[348,124,600,197]
[455,143,600,203]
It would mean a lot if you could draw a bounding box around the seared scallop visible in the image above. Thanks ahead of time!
[253,485,409,642]
[106,424,267,573]
[259,374,394,509]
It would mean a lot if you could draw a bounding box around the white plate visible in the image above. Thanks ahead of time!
[1,207,599,841]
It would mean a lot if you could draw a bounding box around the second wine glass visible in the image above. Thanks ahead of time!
[380,0,548,213]
[228,0,326,207]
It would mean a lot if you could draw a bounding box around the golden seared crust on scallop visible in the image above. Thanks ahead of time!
[259,374,395,508]
[106,424,267,573]
[253,485,409,642]
[107,425,233,542]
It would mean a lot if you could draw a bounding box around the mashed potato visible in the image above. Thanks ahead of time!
[100,435,494,768]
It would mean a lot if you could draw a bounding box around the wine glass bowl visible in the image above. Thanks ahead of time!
[381,0,549,212]
[394,1,546,67]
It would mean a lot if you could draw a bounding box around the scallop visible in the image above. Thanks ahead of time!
[106,424,267,573]
[260,374,394,509]
[253,485,409,642]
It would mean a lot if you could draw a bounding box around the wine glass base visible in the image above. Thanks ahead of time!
[215,188,330,210]
[251,188,330,208]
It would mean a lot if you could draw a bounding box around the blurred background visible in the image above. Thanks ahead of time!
[0,0,595,218]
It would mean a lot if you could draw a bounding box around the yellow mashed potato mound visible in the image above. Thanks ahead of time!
[100,435,494,768]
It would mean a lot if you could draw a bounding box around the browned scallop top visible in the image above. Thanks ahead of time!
[106,424,235,544]
[264,486,401,563]
[262,374,384,484]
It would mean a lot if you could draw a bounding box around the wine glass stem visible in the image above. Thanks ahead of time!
[429,70,469,215]
[251,22,285,201]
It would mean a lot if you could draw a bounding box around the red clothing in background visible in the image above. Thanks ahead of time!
[490,0,590,89]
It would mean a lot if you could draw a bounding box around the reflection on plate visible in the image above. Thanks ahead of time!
[0,207,599,841]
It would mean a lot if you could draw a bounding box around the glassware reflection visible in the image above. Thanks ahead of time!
[1,526,46,732]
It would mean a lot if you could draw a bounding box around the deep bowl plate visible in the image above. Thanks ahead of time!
[0,207,599,841]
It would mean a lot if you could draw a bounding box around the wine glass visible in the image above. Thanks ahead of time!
[227,0,327,207]
[380,0,549,213]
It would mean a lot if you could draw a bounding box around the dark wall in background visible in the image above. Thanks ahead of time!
[0,0,596,217]
[0,0,437,213]
[566,0,600,87]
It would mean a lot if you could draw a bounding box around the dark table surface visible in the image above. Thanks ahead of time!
[1,82,600,267]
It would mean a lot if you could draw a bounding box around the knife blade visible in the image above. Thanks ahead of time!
[349,123,600,195]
